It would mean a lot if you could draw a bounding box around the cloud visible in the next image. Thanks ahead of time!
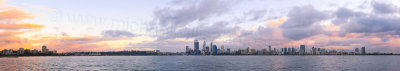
[0,0,45,50]
[332,3,400,40]
[244,9,268,21]
[0,7,33,21]
[157,21,239,40]
[150,0,231,31]
[102,30,135,38]
[280,5,330,40]
[0,30,24,37]
[372,2,398,14]
[0,23,44,30]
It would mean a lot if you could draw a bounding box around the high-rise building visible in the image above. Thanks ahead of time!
[42,45,48,54]
[212,45,218,54]
[227,48,231,54]
[288,48,291,54]
[361,46,366,54]
[291,48,295,54]
[300,45,306,54]
[210,42,213,52]
[221,45,225,53]
[355,48,359,53]
[268,45,272,52]
[284,48,287,55]
[206,46,210,53]
[246,47,250,54]
[194,40,200,54]
[203,40,206,51]
[312,47,316,55]
[186,46,190,54]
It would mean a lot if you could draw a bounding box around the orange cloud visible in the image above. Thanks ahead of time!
[267,19,286,28]
[0,8,33,21]
[0,36,33,49]
[0,0,44,50]
[0,23,44,30]
[0,30,24,36]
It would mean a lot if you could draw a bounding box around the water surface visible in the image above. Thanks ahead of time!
[0,56,399,71]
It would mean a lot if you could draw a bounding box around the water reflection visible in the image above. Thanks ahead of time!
[0,56,399,71]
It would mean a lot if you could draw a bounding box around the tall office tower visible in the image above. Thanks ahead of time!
[42,45,48,54]
[194,40,200,54]
[268,45,272,52]
[221,45,225,53]
[186,46,190,54]
[246,47,250,54]
[317,48,321,52]
[210,42,213,52]
[203,40,206,51]
[300,45,306,54]
[284,48,288,55]
[291,48,295,55]
[273,48,276,54]
[288,48,291,54]
[361,46,366,54]
[212,45,218,55]
[227,48,231,54]
[355,48,359,53]
[281,48,284,54]
[312,47,316,55]
[206,46,210,53]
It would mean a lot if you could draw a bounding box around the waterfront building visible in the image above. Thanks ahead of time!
[291,48,295,55]
[203,40,206,52]
[300,45,306,54]
[355,48,359,53]
[194,40,200,54]
[42,45,48,54]
[361,46,366,54]
[18,48,24,54]
[212,45,218,55]
[268,45,272,53]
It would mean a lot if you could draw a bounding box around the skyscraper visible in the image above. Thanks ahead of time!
[194,40,200,54]
[227,48,231,54]
[206,46,210,53]
[186,46,190,54]
[268,45,272,52]
[212,45,218,55]
[284,48,287,55]
[312,46,316,55]
[221,45,225,53]
[42,45,48,54]
[210,41,213,53]
[355,48,359,53]
[203,40,206,51]
[361,46,366,54]
[291,48,295,54]
[300,45,306,54]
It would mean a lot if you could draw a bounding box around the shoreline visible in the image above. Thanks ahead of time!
[1,54,399,57]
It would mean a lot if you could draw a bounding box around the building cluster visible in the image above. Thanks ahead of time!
[185,40,382,55]
[0,45,57,56]
[66,50,163,56]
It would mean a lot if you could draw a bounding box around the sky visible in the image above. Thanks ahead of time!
[1,0,400,53]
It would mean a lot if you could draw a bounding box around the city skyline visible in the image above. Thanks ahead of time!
[1,0,400,53]
[184,39,393,55]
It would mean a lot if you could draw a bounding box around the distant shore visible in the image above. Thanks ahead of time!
[1,54,399,57]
